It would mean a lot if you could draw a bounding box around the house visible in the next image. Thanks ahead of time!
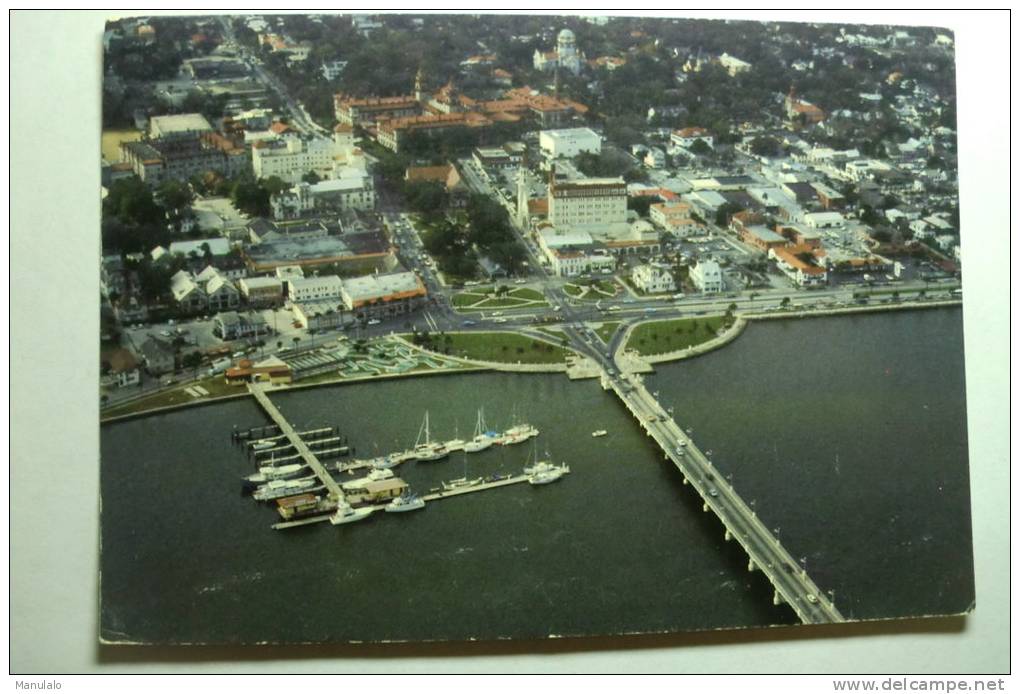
[644,147,666,169]
[225,356,292,385]
[137,336,175,375]
[170,270,207,312]
[203,272,241,311]
[690,260,723,293]
[631,263,676,294]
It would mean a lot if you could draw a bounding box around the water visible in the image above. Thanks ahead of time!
[100,308,973,643]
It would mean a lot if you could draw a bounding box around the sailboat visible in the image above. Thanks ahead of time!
[464,407,498,453]
[410,410,449,462]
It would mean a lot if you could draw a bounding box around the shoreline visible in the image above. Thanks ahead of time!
[101,301,962,424]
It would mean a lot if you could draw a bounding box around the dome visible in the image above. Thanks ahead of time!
[558,28,575,42]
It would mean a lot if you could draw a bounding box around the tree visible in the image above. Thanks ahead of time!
[302,170,322,184]
[104,177,163,226]
[748,136,781,158]
[688,139,712,157]
[231,177,271,218]
[627,196,653,218]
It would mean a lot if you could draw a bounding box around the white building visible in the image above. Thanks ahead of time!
[321,59,348,80]
[644,147,666,169]
[170,270,207,312]
[166,237,231,258]
[340,271,427,315]
[631,263,676,294]
[670,127,714,150]
[539,128,602,159]
[271,170,376,219]
[285,275,345,303]
[253,125,362,183]
[803,211,845,229]
[533,28,583,75]
[548,177,627,229]
[690,259,723,293]
[718,53,752,76]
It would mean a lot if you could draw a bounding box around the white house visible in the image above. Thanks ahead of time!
[631,263,676,294]
[690,259,723,293]
[670,127,713,150]
[644,147,666,169]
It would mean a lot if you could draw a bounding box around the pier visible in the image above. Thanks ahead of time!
[600,370,846,624]
[271,473,540,530]
[247,384,345,503]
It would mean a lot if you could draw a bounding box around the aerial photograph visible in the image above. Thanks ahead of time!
[97,12,972,645]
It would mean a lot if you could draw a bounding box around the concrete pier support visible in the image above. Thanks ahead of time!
[724,529,732,541]
[702,502,709,512]
[682,476,689,485]
[773,590,783,606]
[748,559,756,572]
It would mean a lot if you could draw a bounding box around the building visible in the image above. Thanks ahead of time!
[164,237,232,258]
[286,275,345,303]
[148,113,213,140]
[811,182,846,209]
[271,172,376,219]
[340,271,428,319]
[533,28,583,75]
[539,128,601,159]
[690,259,723,293]
[225,357,292,385]
[649,202,700,237]
[198,267,241,311]
[718,53,752,76]
[643,147,666,169]
[769,244,828,287]
[670,127,713,150]
[548,176,627,228]
[214,311,270,340]
[321,59,348,80]
[535,227,616,277]
[242,230,393,274]
[472,143,525,170]
[739,224,788,253]
[238,277,284,306]
[631,263,676,294]
[291,300,349,331]
[252,126,364,183]
[121,132,250,185]
[170,270,207,312]
[803,211,844,229]
[785,87,826,125]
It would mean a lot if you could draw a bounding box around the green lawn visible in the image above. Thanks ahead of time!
[564,280,619,301]
[403,332,572,364]
[626,316,728,356]
[452,286,547,310]
[101,374,244,420]
[594,322,621,344]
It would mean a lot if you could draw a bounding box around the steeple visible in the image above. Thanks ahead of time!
[414,66,425,101]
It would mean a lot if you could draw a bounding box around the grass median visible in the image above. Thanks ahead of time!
[626,316,728,356]
[401,331,572,364]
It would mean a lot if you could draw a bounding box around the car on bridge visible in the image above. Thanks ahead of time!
[708,488,719,498]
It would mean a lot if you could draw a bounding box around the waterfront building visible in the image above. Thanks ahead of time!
[690,259,724,293]
[340,271,428,319]
[769,244,828,287]
[285,275,345,303]
[631,263,676,294]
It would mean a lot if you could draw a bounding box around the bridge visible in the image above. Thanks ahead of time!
[248,383,345,503]
[601,371,845,624]
[544,291,845,624]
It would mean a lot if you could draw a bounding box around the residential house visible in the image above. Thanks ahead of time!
[690,259,723,293]
[631,263,676,294]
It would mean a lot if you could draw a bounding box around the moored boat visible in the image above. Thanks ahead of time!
[329,500,375,525]
[385,493,426,513]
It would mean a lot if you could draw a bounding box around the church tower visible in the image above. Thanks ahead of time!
[516,166,529,229]
[414,66,425,102]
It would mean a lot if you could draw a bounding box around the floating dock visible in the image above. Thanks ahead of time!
[271,472,557,530]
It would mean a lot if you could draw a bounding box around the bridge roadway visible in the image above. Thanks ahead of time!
[247,384,345,502]
[545,292,845,624]
[604,372,846,624]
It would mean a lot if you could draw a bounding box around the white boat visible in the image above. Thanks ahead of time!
[499,424,539,446]
[369,454,401,470]
[529,463,570,486]
[329,500,375,525]
[441,476,484,491]
[385,493,426,513]
[523,460,556,476]
[342,467,394,491]
[244,463,307,483]
[464,408,498,453]
[410,411,449,462]
[444,438,467,452]
[250,440,276,451]
[252,476,317,501]
[591,430,608,438]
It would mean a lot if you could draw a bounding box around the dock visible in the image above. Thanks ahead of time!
[271,473,550,530]
[247,384,345,503]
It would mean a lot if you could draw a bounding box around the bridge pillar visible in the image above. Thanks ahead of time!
[724,529,732,542]
[773,590,783,606]
[748,559,756,572]
[702,502,709,512]
[682,476,689,485]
